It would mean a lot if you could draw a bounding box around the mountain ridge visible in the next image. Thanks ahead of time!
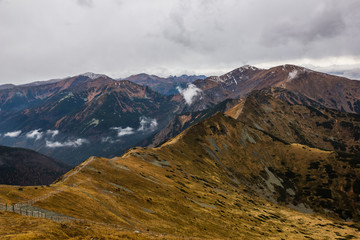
[1,109,359,238]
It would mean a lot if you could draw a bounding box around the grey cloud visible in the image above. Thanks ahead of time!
[161,0,224,52]
[77,0,93,7]
[261,4,346,47]
[162,1,195,49]
[0,0,359,84]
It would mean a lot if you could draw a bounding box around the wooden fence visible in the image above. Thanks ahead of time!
[0,202,75,222]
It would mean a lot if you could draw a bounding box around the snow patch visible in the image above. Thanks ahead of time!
[237,65,259,73]
[233,77,237,85]
[208,76,224,82]
[46,138,89,148]
[80,72,109,80]
[177,83,203,105]
[4,130,21,137]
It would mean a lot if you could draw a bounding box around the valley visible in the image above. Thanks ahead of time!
[1,65,360,239]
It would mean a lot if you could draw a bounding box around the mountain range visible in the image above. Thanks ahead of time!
[1,64,360,238]
[0,104,359,239]
[124,73,206,95]
[1,65,359,166]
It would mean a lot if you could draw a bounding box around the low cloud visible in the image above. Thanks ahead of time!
[4,130,21,137]
[288,70,298,81]
[45,138,89,148]
[177,83,203,105]
[260,4,346,47]
[138,116,158,131]
[111,126,135,137]
[26,129,43,140]
[46,129,59,138]
[109,116,158,139]
[101,136,119,144]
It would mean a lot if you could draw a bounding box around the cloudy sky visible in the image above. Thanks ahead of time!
[1,0,360,84]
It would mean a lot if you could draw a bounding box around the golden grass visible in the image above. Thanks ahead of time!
[1,112,360,239]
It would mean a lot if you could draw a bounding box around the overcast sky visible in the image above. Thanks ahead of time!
[1,0,360,84]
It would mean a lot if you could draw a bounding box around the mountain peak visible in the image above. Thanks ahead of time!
[79,72,110,80]
[270,64,312,72]
[238,65,259,71]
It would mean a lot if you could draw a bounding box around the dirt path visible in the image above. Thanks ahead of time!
[61,156,95,183]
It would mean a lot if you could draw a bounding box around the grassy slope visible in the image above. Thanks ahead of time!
[0,113,360,239]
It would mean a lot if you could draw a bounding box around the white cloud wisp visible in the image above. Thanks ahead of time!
[26,129,43,140]
[4,130,22,137]
[177,83,203,105]
[45,138,89,148]
[46,129,59,138]
[111,126,135,137]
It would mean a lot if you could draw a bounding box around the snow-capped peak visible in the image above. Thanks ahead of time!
[238,65,259,71]
[80,72,109,80]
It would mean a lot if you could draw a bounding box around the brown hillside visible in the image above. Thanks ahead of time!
[1,112,360,239]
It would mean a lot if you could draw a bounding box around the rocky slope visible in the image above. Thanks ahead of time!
[0,145,69,186]
[146,98,242,147]
[232,90,360,154]
[1,112,360,238]
[184,64,360,114]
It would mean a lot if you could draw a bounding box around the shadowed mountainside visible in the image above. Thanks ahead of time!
[0,145,69,186]
[1,112,360,238]
[0,75,176,165]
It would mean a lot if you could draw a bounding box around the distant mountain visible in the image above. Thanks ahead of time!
[181,65,360,114]
[0,84,16,90]
[0,74,176,165]
[1,66,360,166]
[0,145,69,186]
[1,67,360,238]
[0,73,112,112]
[328,68,360,80]
[125,73,206,95]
